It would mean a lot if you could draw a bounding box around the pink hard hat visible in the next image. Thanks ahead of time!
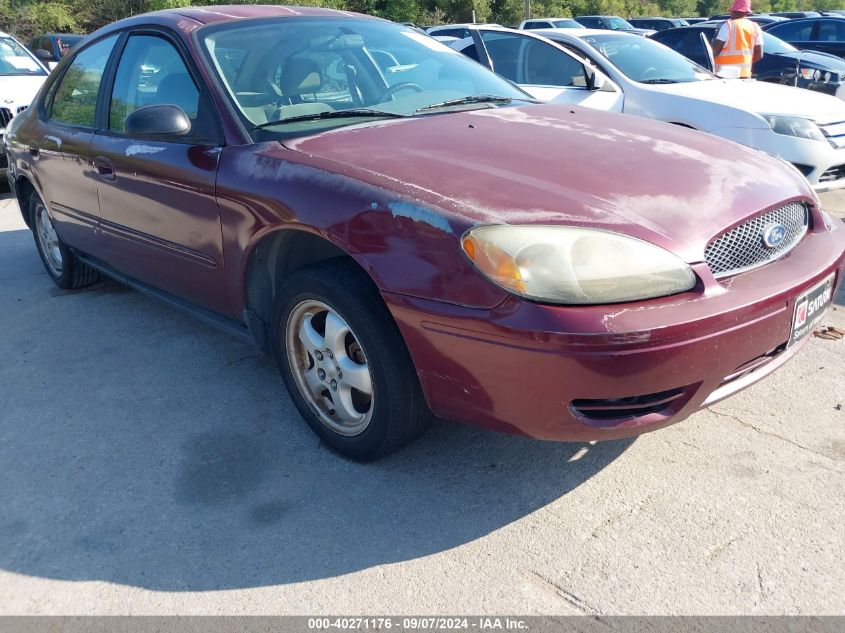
[730,0,752,13]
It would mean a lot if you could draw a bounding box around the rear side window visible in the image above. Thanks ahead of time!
[50,35,118,128]
[818,20,845,41]
[481,31,587,87]
[109,34,202,134]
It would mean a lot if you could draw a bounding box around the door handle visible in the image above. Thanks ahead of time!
[93,156,116,181]
[28,143,39,157]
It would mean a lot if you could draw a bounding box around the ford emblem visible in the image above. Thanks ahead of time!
[762,223,786,248]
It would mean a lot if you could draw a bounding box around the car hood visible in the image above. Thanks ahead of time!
[0,75,46,121]
[773,48,845,70]
[652,78,845,122]
[283,104,813,262]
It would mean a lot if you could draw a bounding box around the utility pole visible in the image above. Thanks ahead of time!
[524,0,531,21]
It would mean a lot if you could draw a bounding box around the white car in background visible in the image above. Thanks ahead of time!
[453,26,845,191]
[0,31,48,181]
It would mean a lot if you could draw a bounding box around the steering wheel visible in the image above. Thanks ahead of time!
[641,67,661,80]
[382,82,423,99]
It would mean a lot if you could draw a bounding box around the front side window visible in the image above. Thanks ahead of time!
[770,20,814,42]
[50,35,118,127]
[200,18,528,137]
[481,32,587,87]
[0,36,47,76]
[109,34,209,139]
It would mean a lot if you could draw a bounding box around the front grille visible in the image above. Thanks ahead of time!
[704,203,809,278]
[819,119,845,148]
[0,108,12,127]
[15,105,27,115]
[819,164,845,183]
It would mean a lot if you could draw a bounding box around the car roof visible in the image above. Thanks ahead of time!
[534,27,638,39]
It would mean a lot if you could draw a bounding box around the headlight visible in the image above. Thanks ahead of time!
[461,225,696,304]
[763,115,825,141]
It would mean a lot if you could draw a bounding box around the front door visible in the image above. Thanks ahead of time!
[470,30,624,112]
[89,31,230,316]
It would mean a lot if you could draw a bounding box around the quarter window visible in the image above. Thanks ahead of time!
[50,35,118,127]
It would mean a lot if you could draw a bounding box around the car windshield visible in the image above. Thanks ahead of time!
[0,36,46,76]
[608,17,636,30]
[199,17,530,137]
[762,32,798,54]
[583,33,714,83]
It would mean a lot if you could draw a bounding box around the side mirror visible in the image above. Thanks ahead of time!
[124,104,191,138]
[586,64,612,91]
[33,49,52,61]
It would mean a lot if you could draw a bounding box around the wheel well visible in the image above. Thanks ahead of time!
[244,229,364,347]
[14,175,35,229]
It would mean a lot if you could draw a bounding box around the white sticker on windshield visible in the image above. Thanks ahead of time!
[6,55,40,71]
[400,30,459,53]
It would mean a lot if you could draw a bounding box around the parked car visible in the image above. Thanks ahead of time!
[0,31,48,182]
[574,15,655,35]
[426,23,500,39]
[456,26,845,191]
[28,33,85,69]
[764,17,845,59]
[628,17,689,31]
[770,12,822,20]
[708,14,787,26]
[651,23,845,100]
[520,18,584,30]
[449,27,623,111]
[5,7,844,460]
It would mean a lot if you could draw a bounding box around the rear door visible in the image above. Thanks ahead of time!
[470,30,623,112]
[813,20,845,58]
[31,34,119,254]
[89,30,230,314]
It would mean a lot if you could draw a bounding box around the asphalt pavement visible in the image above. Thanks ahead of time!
[0,188,842,615]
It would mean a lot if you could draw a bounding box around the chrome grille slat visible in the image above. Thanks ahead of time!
[704,203,808,278]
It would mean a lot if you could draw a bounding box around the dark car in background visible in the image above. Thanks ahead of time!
[28,33,85,68]
[575,15,655,35]
[708,13,787,26]
[628,17,688,31]
[681,17,710,25]
[764,17,845,59]
[651,23,845,99]
[770,11,822,19]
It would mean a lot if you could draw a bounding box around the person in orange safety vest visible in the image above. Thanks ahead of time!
[711,0,763,78]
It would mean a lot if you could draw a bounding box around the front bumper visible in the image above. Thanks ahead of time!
[385,223,845,442]
[709,125,845,192]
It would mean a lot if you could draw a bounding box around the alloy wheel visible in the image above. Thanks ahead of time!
[35,202,63,276]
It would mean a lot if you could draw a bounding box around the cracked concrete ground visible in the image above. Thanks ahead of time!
[0,188,843,615]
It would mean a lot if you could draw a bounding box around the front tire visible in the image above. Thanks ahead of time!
[271,259,431,461]
[30,193,99,289]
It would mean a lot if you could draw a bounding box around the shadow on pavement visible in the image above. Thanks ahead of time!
[0,227,632,591]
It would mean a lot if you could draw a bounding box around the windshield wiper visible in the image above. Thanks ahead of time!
[254,109,407,129]
[415,94,529,113]
[640,78,679,84]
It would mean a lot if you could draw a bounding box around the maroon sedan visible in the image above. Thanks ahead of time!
[4,6,844,460]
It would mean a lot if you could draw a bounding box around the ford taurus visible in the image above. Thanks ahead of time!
[4,5,844,460]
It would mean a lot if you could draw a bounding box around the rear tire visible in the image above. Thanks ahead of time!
[271,258,431,461]
[30,192,99,289]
